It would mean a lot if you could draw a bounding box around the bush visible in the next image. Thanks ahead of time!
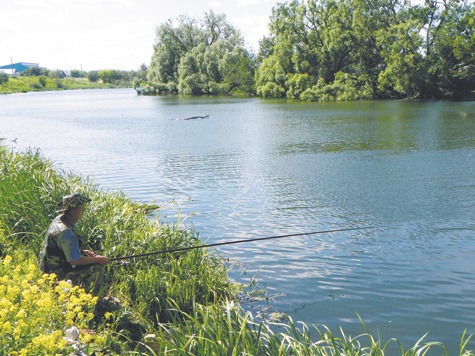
[0,72,9,85]
[70,69,85,78]
[256,82,286,98]
[51,70,66,79]
[86,71,99,82]
[38,75,47,87]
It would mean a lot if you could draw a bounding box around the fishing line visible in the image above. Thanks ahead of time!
[110,226,375,262]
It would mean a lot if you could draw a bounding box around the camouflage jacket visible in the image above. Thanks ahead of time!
[38,215,84,278]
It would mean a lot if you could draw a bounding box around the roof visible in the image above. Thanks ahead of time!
[0,62,39,73]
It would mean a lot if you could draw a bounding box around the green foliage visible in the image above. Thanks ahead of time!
[19,67,49,77]
[285,73,314,99]
[146,11,253,96]
[98,70,122,84]
[255,55,286,98]
[255,0,474,100]
[425,3,475,99]
[300,73,373,101]
[50,70,66,79]
[0,72,9,85]
[0,75,133,94]
[87,71,100,82]
[138,303,474,356]
[70,69,85,78]
[38,75,47,87]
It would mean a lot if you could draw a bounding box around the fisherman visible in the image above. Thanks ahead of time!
[38,193,110,295]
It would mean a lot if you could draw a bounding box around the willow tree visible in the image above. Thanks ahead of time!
[256,0,474,100]
[147,11,255,95]
[256,0,383,100]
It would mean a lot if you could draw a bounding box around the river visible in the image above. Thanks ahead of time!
[1,88,474,353]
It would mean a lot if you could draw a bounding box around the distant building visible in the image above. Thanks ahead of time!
[0,62,40,74]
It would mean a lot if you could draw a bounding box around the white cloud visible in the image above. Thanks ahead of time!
[237,0,262,5]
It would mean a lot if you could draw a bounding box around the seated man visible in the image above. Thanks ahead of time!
[38,193,110,295]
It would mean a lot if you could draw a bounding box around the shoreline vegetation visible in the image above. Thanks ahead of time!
[139,1,474,101]
[0,74,134,95]
[0,66,145,95]
[1,146,474,355]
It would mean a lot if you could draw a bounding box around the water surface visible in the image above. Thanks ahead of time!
[1,89,474,353]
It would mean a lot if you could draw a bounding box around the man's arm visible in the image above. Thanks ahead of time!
[70,255,110,266]
[59,230,110,266]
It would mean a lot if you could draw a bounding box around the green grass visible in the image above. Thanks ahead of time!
[1,144,473,355]
[0,76,128,94]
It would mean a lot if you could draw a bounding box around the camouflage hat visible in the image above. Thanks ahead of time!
[56,193,92,213]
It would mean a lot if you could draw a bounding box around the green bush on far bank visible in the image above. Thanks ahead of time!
[1,144,473,355]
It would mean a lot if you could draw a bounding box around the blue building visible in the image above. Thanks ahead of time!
[0,62,40,74]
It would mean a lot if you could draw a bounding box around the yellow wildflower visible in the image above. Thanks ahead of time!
[3,255,12,266]
[104,312,113,320]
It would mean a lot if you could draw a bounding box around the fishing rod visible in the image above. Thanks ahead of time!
[110,226,375,262]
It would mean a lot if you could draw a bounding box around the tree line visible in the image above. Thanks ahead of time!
[13,66,148,85]
[142,0,474,100]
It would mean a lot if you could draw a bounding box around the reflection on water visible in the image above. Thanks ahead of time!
[1,89,474,352]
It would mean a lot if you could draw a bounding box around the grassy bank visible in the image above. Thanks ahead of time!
[0,76,129,94]
[0,145,473,355]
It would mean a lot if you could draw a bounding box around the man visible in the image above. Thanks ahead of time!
[38,193,110,295]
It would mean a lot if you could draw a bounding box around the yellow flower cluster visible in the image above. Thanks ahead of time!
[0,255,100,354]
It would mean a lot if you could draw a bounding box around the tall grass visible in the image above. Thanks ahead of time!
[0,145,235,326]
[137,302,474,356]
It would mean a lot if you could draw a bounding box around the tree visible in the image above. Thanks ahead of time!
[148,15,206,85]
[425,3,475,98]
[255,55,286,98]
[70,70,85,78]
[0,72,8,85]
[50,70,66,79]
[256,0,378,99]
[20,67,48,76]
[148,11,249,95]
[137,64,148,81]
[87,71,100,82]
[99,70,121,84]
[220,46,256,94]
[376,16,425,98]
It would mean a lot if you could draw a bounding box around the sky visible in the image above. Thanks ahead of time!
[0,0,280,72]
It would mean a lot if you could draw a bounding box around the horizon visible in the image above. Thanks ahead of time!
[1,0,279,72]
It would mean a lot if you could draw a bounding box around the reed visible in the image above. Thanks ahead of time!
[136,302,474,356]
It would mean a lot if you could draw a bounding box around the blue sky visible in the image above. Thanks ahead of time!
[0,0,279,71]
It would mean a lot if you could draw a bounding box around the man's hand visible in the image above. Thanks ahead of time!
[82,249,96,257]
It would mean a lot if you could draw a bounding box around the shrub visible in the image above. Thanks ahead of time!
[0,72,9,85]
[70,69,85,78]
[87,71,99,82]
[38,75,47,87]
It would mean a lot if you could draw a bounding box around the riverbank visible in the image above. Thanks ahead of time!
[0,76,130,94]
[1,144,473,355]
